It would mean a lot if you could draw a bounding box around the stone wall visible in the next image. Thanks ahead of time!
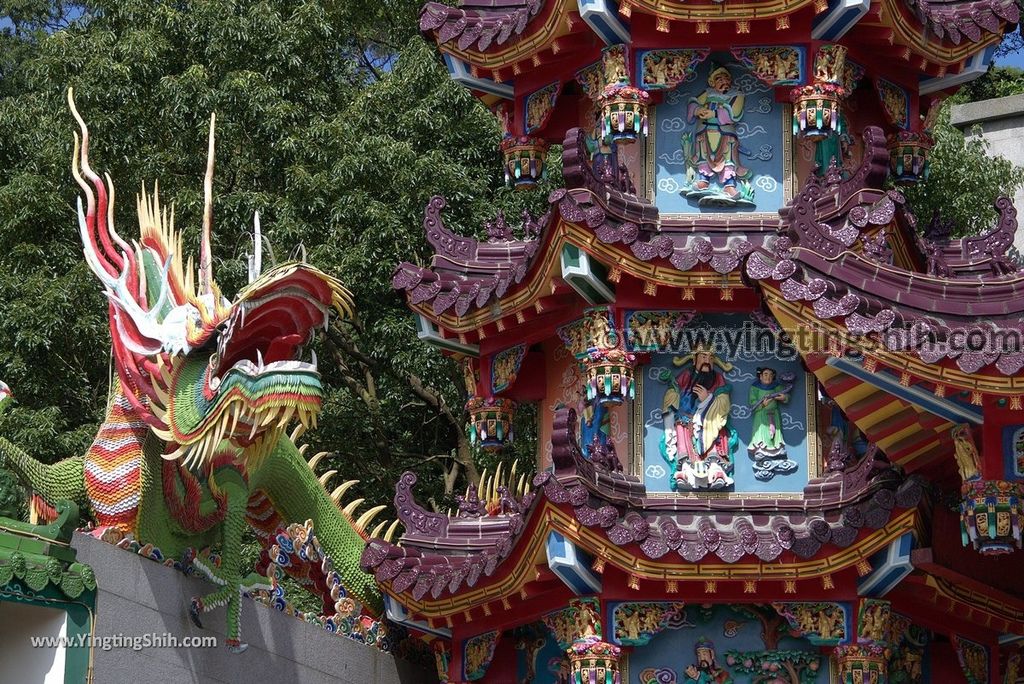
[71,534,432,684]
[950,93,1024,254]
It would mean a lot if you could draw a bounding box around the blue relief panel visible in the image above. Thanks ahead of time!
[517,628,570,683]
[629,606,831,683]
[632,314,814,495]
[1001,425,1024,480]
[651,52,787,215]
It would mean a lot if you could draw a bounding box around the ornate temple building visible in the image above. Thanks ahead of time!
[361,0,1024,682]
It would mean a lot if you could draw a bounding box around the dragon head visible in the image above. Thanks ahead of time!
[69,90,352,467]
[0,381,11,415]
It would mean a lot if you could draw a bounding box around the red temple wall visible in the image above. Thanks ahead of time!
[537,337,628,472]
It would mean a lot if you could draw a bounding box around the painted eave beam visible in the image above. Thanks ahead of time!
[546,530,602,595]
[919,46,996,95]
[824,356,983,425]
[858,531,915,597]
[416,314,480,356]
[442,53,514,100]
[577,0,630,45]
[384,595,452,638]
[812,0,871,41]
[560,244,616,305]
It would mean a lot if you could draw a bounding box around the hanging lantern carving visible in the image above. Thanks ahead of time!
[834,644,889,684]
[791,83,846,141]
[960,479,1023,555]
[500,135,548,189]
[466,397,516,451]
[887,130,932,185]
[583,347,636,405]
[793,43,848,141]
[568,639,622,684]
[599,85,650,145]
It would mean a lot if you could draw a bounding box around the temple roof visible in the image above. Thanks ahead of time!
[420,0,543,54]
[361,407,924,608]
[748,127,1024,379]
[418,0,1016,92]
[905,0,1020,44]
[393,128,778,321]
[395,126,1024,378]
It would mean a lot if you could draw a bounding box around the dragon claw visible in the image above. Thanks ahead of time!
[189,597,204,629]
[227,638,248,654]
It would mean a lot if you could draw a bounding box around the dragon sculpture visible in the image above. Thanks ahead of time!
[0,91,389,651]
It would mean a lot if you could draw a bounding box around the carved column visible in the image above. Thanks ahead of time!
[466,396,516,452]
[954,424,1023,555]
[542,598,623,684]
[791,44,847,141]
[598,44,649,145]
[960,479,1024,555]
[834,599,892,684]
[434,640,451,684]
[568,638,622,684]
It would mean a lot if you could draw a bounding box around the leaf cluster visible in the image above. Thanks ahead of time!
[0,0,556,512]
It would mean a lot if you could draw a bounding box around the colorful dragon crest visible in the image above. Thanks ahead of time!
[0,91,389,651]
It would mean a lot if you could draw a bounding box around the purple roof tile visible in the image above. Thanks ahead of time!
[360,407,924,600]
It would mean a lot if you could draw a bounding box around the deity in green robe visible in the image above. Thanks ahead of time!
[747,367,790,460]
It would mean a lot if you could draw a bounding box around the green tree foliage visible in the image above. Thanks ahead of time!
[901,65,1024,237]
[901,103,1024,237]
[0,1,552,519]
[958,63,1024,102]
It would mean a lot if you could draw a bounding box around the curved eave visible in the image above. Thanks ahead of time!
[626,0,818,21]
[423,0,575,70]
[400,213,752,334]
[867,0,1006,66]
[755,268,1024,393]
[367,497,921,619]
[891,573,1024,637]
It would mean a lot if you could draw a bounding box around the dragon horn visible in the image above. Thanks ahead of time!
[317,469,337,487]
[369,519,390,539]
[307,451,329,471]
[341,498,365,517]
[330,480,360,503]
[355,505,387,532]
[199,112,215,297]
[248,211,263,284]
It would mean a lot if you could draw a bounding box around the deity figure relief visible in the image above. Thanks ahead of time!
[859,603,888,642]
[586,309,615,350]
[603,50,628,86]
[747,368,790,458]
[816,607,843,640]
[684,637,733,683]
[619,608,642,641]
[681,65,755,208]
[465,635,493,676]
[747,368,799,480]
[952,424,981,482]
[660,348,737,490]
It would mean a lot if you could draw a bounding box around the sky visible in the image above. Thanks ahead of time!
[996,30,1024,70]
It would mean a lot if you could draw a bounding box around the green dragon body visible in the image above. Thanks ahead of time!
[0,92,385,651]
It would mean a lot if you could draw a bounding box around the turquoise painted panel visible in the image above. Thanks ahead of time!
[629,605,829,683]
[652,52,786,215]
[635,314,812,494]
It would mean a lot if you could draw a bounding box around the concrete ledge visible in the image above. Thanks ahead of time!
[950,94,1024,128]
[71,534,433,684]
